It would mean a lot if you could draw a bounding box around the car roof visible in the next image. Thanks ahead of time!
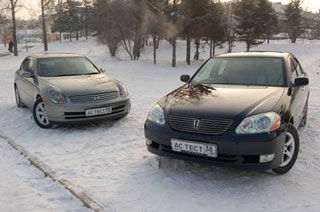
[215,51,291,58]
[29,53,84,59]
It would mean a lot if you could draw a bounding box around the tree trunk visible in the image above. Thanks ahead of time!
[267,31,270,44]
[228,41,232,53]
[59,32,62,43]
[69,31,72,42]
[85,26,88,40]
[194,38,200,60]
[186,36,191,65]
[172,37,176,67]
[76,31,79,40]
[133,23,142,60]
[156,36,160,49]
[11,3,18,56]
[246,42,250,52]
[212,40,216,56]
[41,0,48,51]
[153,33,156,64]
[209,39,213,57]
[133,0,143,60]
[85,11,88,40]
[145,35,148,46]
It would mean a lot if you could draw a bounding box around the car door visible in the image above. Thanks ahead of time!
[19,58,38,107]
[289,57,307,127]
[23,58,39,107]
[293,57,309,123]
[16,58,31,104]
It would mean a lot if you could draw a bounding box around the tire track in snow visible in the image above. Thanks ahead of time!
[0,132,104,212]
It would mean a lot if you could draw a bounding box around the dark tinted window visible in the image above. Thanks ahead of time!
[192,57,285,86]
[37,57,100,77]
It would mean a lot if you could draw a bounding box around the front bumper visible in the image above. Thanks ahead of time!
[144,120,286,170]
[45,97,131,123]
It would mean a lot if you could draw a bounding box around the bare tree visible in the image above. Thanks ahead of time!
[222,2,236,53]
[1,0,20,56]
[41,0,54,51]
[93,0,135,59]
[0,13,10,47]
[82,0,91,40]
[170,0,178,67]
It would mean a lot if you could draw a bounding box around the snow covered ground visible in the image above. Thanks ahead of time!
[0,38,320,211]
[0,138,88,212]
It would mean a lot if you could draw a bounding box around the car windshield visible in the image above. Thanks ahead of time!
[191,57,285,87]
[37,57,100,77]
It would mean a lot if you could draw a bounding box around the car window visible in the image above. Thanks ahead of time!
[37,57,100,77]
[293,59,303,76]
[20,59,30,73]
[290,59,298,83]
[192,57,285,87]
[28,59,34,73]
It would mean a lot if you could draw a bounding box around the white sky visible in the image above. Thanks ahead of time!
[16,0,320,20]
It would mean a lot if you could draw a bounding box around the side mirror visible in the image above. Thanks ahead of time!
[293,77,309,87]
[100,68,106,73]
[180,75,190,83]
[21,72,33,78]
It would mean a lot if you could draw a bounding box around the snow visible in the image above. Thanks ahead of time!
[0,38,320,211]
[0,138,88,212]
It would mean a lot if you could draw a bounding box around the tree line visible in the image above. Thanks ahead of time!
[0,0,317,65]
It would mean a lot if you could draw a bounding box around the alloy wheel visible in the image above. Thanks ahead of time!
[35,102,50,126]
[280,132,295,167]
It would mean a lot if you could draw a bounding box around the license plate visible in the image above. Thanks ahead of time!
[171,139,217,158]
[85,107,112,117]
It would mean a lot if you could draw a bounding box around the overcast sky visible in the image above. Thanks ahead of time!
[17,0,320,20]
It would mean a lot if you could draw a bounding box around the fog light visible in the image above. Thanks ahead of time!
[145,138,152,145]
[259,154,275,163]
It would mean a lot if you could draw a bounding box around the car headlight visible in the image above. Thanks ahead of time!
[235,112,281,134]
[147,103,165,125]
[47,88,66,104]
[117,82,129,97]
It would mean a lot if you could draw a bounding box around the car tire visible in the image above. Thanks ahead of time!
[272,124,299,175]
[15,85,26,108]
[299,101,308,127]
[33,98,53,129]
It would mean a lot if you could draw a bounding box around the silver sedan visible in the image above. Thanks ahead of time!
[14,53,131,129]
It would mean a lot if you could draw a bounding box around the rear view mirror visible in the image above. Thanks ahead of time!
[180,75,190,83]
[293,77,309,87]
[21,72,33,78]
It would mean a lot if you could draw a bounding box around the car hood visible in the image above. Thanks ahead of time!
[39,73,119,96]
[160,83,286,124]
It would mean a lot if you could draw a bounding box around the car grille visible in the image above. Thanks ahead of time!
[68,91,118,104]
[168,115,232,135]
